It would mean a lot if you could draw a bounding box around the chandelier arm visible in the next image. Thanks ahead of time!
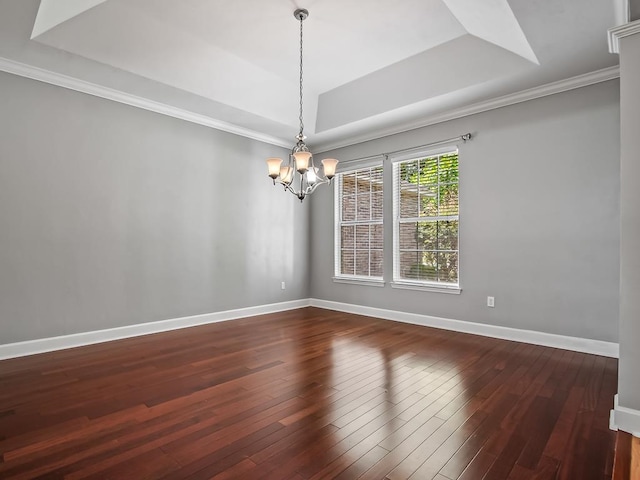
[276,178,300,196]
[273,170,332,199]
[273,174,304,192]
[304,180,325,197]
[305,176,332,196]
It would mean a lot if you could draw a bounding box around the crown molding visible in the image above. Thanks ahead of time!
[314,66,620,153]
[608,19,640,53]
[0,56,620,153]
[0,56,291,149]
[613,0,631,28]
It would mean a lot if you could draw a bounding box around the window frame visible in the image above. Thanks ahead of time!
[333,162,385,287]
[391,145,461,294]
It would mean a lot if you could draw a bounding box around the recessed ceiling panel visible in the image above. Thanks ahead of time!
[31,0,303,129]
[31,0,470,132]
[118,0,468,93]
[316,34,537,132]
[0,0,618,148]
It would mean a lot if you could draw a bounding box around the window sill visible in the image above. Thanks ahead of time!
[390,281,461,294]
[333,276,386,288]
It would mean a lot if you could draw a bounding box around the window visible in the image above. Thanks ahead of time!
[334,165,384,283]
[393,149,459,290]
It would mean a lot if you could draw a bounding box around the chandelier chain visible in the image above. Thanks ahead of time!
[298,14,304,138]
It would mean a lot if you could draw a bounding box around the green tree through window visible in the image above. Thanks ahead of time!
[395,152,459,285]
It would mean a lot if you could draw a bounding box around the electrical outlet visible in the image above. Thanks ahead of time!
[487,296,495,308]
[281,281,286,290]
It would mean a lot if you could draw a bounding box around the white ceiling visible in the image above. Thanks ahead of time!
[0,0,623,151]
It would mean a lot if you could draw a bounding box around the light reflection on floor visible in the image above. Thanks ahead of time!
[322,335,466,474]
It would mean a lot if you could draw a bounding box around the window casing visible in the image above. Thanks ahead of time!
[334,165,384,282]
[392,149,459,289]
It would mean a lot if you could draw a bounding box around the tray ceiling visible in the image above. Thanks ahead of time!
[0,0,623,150]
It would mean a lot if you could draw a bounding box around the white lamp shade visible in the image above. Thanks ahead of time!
[306,167,318,185]
[321,158,339,178]
[280,166,293,184]
[266,157,283,179]
[293,151,312,173]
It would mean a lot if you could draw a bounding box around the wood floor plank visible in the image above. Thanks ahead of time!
[437,391,520,479]
[632,435,640,478]
[612,431,633,480]
[457,449,497,480]
[0,307,618,479]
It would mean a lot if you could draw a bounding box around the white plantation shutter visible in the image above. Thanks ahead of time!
[335,165,384,279]
[392,149,459,287]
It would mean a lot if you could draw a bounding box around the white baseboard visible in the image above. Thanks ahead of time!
[0,299,310,360]
[309,298,619,358]
[0,298,619,360]
[610,394,640,436]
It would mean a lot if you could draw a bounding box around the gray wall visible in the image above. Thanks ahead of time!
[310,80,620,343]
[0,71,309,344]
[618,32,640,411]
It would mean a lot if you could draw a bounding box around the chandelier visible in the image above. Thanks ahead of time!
[266,8,338,202]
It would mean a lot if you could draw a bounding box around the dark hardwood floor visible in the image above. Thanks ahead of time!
[0,307,618,479]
